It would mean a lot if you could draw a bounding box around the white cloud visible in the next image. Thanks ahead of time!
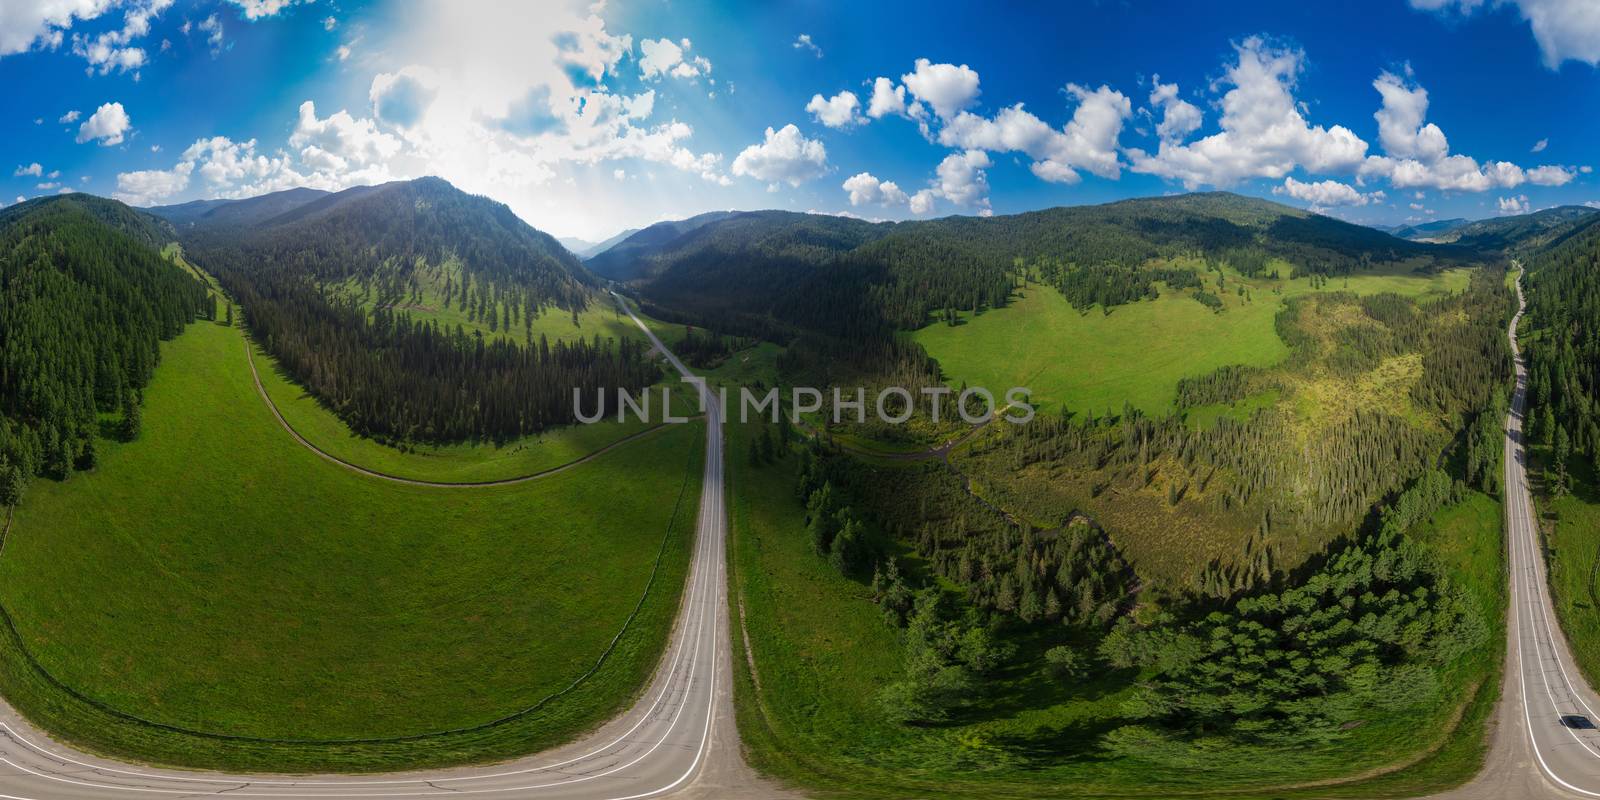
[1532,137,1549,152]
[1498,194,1531,215]
[1148,77,1201,143]
[322,15,336,31]
[842,172,908,207]
[1526,164,1575,185]
[76,101,130,145]
[370,67,439,130]
[225,0,303,20]
[938,84,1131,184]
[46,169,59,178]
[114,164,192,205]
[13,163,43,177]
[909,188,938,215]
[197,13,223,54]
[0,0,116,57]
[805,90,864,128]
[1412,0,1600,68]
[1127,38,1369,188]
[901,58,980,120]
[792,33,821,58]
[867,77,906,119]
[933,150,991,212]
[1274,176,1379,207]
[69,0,172,76]
[58,110,80,123]
[1358,70,1575,192]
[639,37,710,81]
[290,100,402,174]
[1372,70,1449,163]
[731,124,828,187]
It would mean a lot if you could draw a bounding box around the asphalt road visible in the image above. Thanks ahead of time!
[1428,267,1600,800]
[0,292,789,799]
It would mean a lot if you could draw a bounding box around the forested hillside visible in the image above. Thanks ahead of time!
[585,210,737,280]
[178,178,653,445]
[1431,205,1598,253]
[1523,215,1600,495]
[148,187,330,229]
[631,192,1477,338]
[0,195,213,504]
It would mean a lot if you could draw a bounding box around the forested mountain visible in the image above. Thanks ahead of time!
[0,194,213,505]
[585,210,739,280]
[1523,213,1600,496]
[630,192,1476,338]
[1435,205,1599,252]
[148,187,331,229]
[176,177,651,445]
[1389,217,1469,241]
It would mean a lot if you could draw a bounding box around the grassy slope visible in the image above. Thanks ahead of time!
[330,260,685,347]
[913,267,1471,415]
[1536,454,1600,693]
[726,410,1505,798]
[0,318,704,772]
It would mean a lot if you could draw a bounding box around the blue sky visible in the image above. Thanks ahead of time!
[3,0,1599,239]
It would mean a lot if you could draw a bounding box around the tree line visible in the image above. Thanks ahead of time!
[0,197,212,505]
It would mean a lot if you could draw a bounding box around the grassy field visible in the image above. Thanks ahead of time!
[912,266,1473,415]
[1536,453,1600,692]
[0,317,705,772]
[726,410,1505,798]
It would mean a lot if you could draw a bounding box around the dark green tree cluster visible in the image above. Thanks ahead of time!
[878,588,1014,725]
[209,269,657,444]
[1524,217,1600,495]
[0,196,210,502]
[1103,471,1486,745]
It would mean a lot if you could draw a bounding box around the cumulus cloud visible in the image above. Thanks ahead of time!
[1411,0,1600,68]
[1372,70,1449,163]
[225,0,303,20]
[1498,194,1531,215]
[1148,77,1201,144]
[938,84,1131,184]
[0,0,116,57]
[901,58,980,120]
[58,110,80,123]
[14,162,43,177]
[792,33,821,58]
[1358,70,1575,191]
[76,101,130,145]
[1127,38,1369,188]
[639,37,710,81]
[70,0,172,76]
[805,90,864,128]
[934,150,985,212]
[1532,137,1549,152]
[1274,176,1380,208]
[370,67,439,130]
[842,172,908,207]
[731,124,828,187]
[290,100,402,177]
[867,77,907,119]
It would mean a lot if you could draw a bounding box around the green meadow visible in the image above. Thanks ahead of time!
[0,317,704,772]
[912,266,1474,416]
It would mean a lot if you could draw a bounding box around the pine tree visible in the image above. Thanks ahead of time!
[121,397,143,442]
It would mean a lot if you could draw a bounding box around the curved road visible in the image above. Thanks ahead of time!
[0,294,789,799]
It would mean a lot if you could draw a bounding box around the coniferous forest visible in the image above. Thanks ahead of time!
[0,196,212,504]
[174,178,658,445]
